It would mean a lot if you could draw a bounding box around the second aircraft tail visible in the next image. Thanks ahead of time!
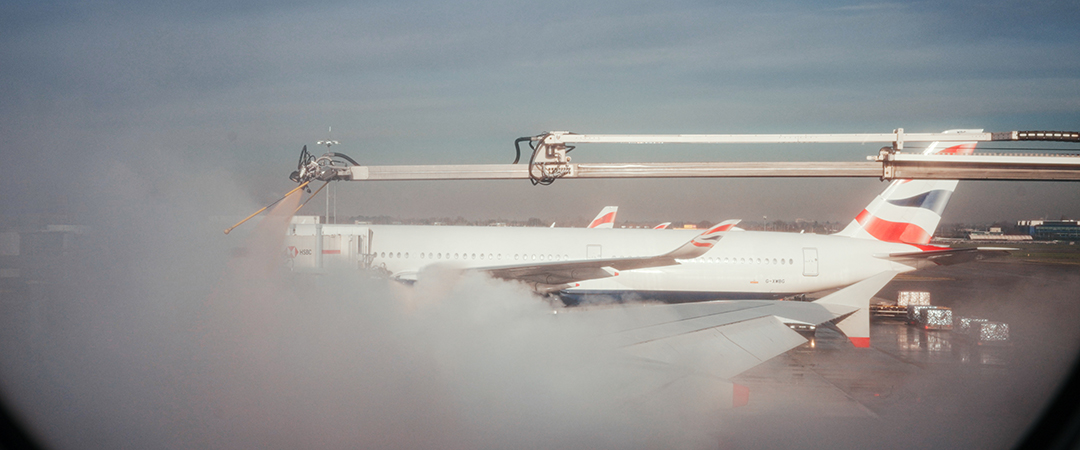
[834,129,981,245]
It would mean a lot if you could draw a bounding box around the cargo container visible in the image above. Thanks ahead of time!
[907,304,937,325]
[954,317,1010,344]
[897,291,931,307]
[919,307,953,330]
[974,322,1009,344]
[955,317,988,335]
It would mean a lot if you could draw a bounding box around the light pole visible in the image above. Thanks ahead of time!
[318,127,339,224]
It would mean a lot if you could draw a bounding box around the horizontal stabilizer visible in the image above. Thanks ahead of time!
[566,288,901,403]
[879,247,1014,265]
[814,271,898,347]
[618,314,808,380]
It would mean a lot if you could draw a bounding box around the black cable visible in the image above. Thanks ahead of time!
[326,152,360,166]
[513,136,532,164]
[297,145,312,171]
[527,138,559,186]
[290,145,316,183]
[520,134,573,185]
[528,139,546,185]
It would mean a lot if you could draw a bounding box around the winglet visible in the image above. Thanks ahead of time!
[665,220,740,260]
[713,219,741,232]
[653,222,671,230]
[814,271,898,348]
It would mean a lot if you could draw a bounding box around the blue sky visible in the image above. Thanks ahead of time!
[2,0,1079,224]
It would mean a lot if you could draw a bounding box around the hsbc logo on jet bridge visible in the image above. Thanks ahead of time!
[284,246,313,258]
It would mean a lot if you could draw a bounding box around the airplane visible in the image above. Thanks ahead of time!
[286,131,1007,349]
[587,206,618,228]
[280,130,1014,410]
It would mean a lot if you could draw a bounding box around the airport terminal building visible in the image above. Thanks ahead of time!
[1017,219,1080,241]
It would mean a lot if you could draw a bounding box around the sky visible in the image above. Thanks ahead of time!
[2,0,1080,225]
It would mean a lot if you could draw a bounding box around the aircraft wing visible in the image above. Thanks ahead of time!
[475,222,733,288]
[560,272,896,407]
[567,304,810,409]
[586,301,813,379]
[481,257,673,286]
[879,247,1015,265]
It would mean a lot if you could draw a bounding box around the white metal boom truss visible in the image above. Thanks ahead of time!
[297,129,1080,185]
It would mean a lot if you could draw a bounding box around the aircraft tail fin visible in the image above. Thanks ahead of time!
[834,130,981,245]
[814,271,898,347]
[588,206,618,228]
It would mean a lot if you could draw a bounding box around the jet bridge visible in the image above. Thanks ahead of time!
[292,129,1080,186]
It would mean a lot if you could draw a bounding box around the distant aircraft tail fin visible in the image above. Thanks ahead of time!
[588,206,618,228]
[834,130,981,245]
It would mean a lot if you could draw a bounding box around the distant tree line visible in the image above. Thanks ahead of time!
[341,215,846,233]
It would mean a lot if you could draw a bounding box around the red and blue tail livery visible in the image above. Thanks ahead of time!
[836,130,979,245]
[588,206,618,229]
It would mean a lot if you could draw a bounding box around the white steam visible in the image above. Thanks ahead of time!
[0,165,720,450]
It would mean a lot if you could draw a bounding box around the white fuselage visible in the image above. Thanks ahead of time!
[316,225,926,300]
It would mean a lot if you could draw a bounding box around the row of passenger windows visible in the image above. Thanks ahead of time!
[378,252,571,261]
[681,257,795,265]
[376,252,795,266]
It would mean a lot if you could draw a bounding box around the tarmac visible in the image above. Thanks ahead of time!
[715,260,1080,449]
